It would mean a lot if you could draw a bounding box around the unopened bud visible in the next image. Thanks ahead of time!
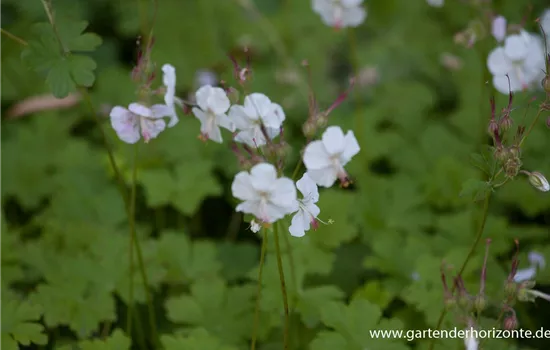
[503,315,518,330]
[303,120,316,138]
[226,87,240,104]
[444,296,457,310]
[494,147,508,163]
[527,171,550,192]
[500,115,513,131]
[543,76,550,94]
[274,142,291,159]
[474,295,487,313]
[316,112,328,129]
[458,294,471,310]
[504,281,517,299]
[504,158,521,178]
[508,146,520,159]
[488,119,499,135]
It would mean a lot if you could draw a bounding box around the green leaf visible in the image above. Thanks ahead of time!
[21,18,101,98]
[161,328,239,350]
[79,329,131,350]
[1,295,48,348]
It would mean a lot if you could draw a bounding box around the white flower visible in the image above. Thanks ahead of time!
[110,102,173,144]
[229,93,285,147]
[426,0,444,7]
[312,0,366,29]
[491,15,507,42]
[249,219,261,233]
[514,251,546,282]
[162,64,179,127]
[192,85,235,143]
[303,126,360,187]
[528,171,550,192]
[487,30,546,94]
[196,69,217,87]
[289,173,321,237]
[231,163,298,223]
[464,327,478,350]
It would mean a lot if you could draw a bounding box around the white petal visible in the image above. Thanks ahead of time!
[528,251,546,269]
[195,85,213,111]
[296,173,319,203]
[504,33,529,61]
[245,93,273,121]
[514,266,537,282]
[229,105,255,130]
[232,171,257,201]
[236,200,262,217]
[306,168,338,188]
[341,130,360,164]
[193,107,208,125]
[426,0,444,7]
[492,75,520,94]
[150,104,174,119]
[110,106,140,144]
[270,178,298,212]
[207,124,223,143]
[491,16,507,42]
[342,6,366,27]
[234,129,266,147]
[250,163,278,192]
[261,202,294,223]
[272,103,286,124]
[140,118,166,142]
[208,87,231,115]
[341,0,363,7]
[215,114,236,132]
[303,141,332,170]
[322,126,346,156]
[250,219,261,233]
[487,47,511,75]
[129,102,152,117]
[305,202,321,218]
[289,211,307,237]
[162,64,176,107]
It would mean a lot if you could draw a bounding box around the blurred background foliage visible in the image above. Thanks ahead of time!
[1,0,550,349]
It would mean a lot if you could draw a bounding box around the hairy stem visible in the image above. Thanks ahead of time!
[251,230,268,350]
[282,226,297,308]
[1,28,28,46]
[347,28,362,140]
[273,224,290,349]
[428,193,491,350]
[127,144,139,335]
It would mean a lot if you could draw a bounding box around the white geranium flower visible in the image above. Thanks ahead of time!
[487,30,546,94]
[312,0,366,29]
[289,173,321,237]
[231,163,298,223]
[162,64,179,127]
[464,327,478,350]
[426,0,444,7]
[303,126,360,187]
[527,171,550,192]
[110,102,173,144]
[514,251,546,282]
[229,93,285,147]
[192,85,235,143]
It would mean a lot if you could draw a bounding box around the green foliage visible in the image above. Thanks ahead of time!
[3,0,550,349]
[21,18,101,97]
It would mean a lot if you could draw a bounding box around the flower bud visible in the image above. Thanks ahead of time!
[504,281,517,299]
[488,119,499,136]
[474,295,487,313]
[316,112,328,129]
[500,115,513,131]
[444,295,457,310]
[543,76,550,94]
[303,120,316,138]
[457,294,471,310]
[527,171,550,192]
[504,158,521,178]
[226,86,240,104]
[503,315,518,330]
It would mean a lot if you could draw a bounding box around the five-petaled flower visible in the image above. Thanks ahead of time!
[514,251,546,282]
[110,102,174,144]
[192,85,235,143]
[312,0,366,29]
[487,30,546,94]
[303,125,360,187]
[229,93,285,147]
[289,173,321,237]
[162,64,179,127]
[232,163,298,224]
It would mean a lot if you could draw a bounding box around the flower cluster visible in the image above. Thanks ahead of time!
[487,15,547,94]
[312,0,366,29]
[441,240,550,350]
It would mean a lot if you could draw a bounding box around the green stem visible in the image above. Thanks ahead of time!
[347,28,362,139]
[281,225,297,308]
[291,161,302,181]
[1,28,28,46]
[251,230,268,350]
[273,224,290,350]
[428,192,491,350]
[127,144,139,335]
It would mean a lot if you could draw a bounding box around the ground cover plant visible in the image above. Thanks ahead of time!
[2,0,550,349]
